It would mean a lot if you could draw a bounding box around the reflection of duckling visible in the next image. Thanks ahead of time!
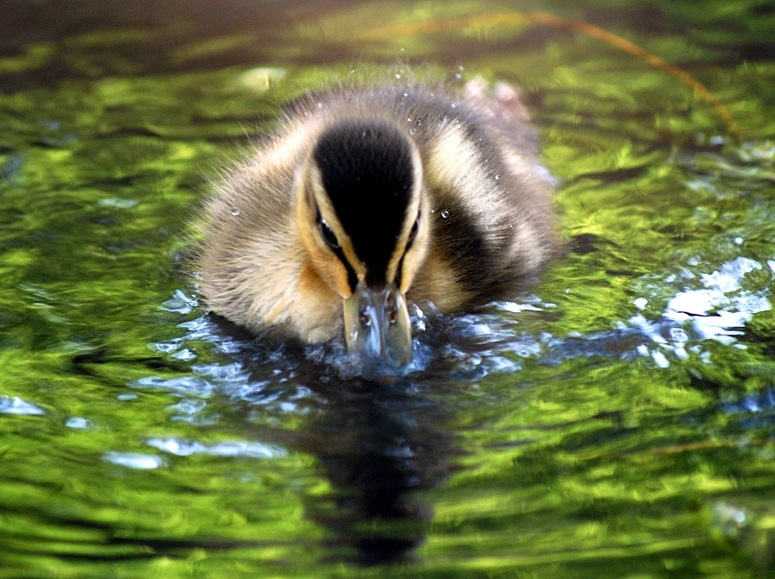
[196,77,557,372]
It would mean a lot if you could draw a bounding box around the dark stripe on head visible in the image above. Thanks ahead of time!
[316,209,359,292]
[312,118,415,289]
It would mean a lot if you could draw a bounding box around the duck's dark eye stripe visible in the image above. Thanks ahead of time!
[395,215,420,288]
[316,210,358,293]
[334,247,358,294]
[407,216,419,248]
[395,256,404,289]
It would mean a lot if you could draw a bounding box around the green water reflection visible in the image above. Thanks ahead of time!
[2,0,775,576]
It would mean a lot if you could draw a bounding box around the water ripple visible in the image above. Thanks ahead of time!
[147,437,287,459]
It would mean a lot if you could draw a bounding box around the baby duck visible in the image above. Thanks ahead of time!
[196,77,556,373]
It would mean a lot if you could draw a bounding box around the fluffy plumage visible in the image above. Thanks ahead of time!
[196,76,557,360]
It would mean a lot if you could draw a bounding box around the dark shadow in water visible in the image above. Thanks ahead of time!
[294,377,453,566]
[203,316,457,566]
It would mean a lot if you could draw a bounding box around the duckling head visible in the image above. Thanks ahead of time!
[295,117,429,373]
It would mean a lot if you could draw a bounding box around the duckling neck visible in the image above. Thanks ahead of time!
[311,118,420,289]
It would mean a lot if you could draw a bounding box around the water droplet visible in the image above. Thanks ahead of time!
[494,174,500,180]
[316,102,323,109]
[230,207,240,216]
[440,209,449,219]
[395,73,402,79]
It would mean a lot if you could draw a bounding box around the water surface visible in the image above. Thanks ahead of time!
[2,1,775,576]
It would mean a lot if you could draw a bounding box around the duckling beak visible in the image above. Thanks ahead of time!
[343,281,412,372]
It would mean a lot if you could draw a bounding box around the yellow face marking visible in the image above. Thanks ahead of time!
[380,143,426,291]
[298,138,430,297]
[308,164,366,282]
[294,158,361,299]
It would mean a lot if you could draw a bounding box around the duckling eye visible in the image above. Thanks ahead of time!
[318,219,340,250]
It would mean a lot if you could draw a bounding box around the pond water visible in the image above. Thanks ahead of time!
[2,0,775,576]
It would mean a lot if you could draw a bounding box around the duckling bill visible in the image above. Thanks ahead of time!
[196,77,557,374]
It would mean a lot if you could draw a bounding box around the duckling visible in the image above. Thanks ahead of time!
[196,76,557,373]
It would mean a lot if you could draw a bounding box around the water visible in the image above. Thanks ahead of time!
[2,1,775,576]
